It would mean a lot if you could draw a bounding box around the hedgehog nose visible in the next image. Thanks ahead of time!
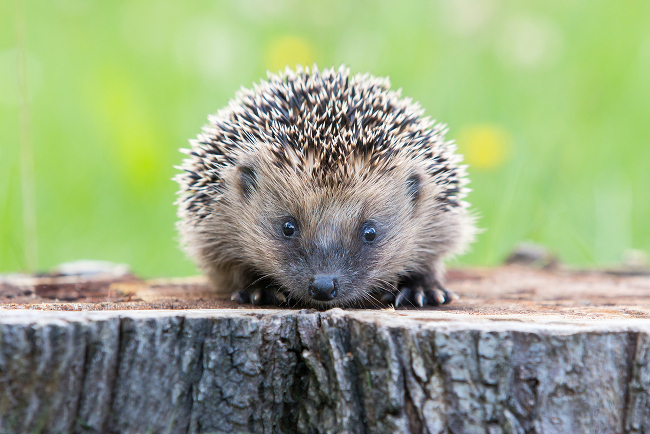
[308,275,339,301]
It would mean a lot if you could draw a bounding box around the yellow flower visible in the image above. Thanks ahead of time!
[457,124,512,169]
[265,36,314,73]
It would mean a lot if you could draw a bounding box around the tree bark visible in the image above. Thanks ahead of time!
[1,308,650,434]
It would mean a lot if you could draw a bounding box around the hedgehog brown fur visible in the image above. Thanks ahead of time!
[175,65,475,308]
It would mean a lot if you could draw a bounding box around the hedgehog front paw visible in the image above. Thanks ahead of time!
[231,285,288,306]
[380,279,458,308]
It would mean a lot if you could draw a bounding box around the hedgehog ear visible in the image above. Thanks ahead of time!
[238,166,258,200]
[405,174,421,203]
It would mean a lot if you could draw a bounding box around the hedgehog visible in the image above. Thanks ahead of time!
[175,65,475,308]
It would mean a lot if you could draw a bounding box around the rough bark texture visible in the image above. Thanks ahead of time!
[1,308,650,434]
[2,265,650,433]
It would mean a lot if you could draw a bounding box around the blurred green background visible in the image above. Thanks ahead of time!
[1,0,649,277]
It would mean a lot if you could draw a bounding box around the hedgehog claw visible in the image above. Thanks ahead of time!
[414,289,426,307]
[432,289,446,304]
[274,290,287,304]
[250,288,263,305]
[231,279,288,306]
[231,291,247,304]
[390,276,459,308]
[433,281,458,305]
[394,290,407,308]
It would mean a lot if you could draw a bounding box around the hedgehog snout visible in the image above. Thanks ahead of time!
[308,274,339,301]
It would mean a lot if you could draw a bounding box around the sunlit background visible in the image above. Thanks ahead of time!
[1,0,649,277]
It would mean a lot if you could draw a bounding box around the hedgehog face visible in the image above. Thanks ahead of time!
[224,154,428,306]
[270,205,394,306]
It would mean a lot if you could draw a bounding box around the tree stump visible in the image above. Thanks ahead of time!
[1,265,650,434]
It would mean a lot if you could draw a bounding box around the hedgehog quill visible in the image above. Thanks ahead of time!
[175,65,475,308]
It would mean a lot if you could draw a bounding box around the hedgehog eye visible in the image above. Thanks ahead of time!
[362,224,377,243]
[406,174,421,203]
[282,221,296,237]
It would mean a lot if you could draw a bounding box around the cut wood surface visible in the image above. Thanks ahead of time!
[1,265,650,434]
[2,265,650,318]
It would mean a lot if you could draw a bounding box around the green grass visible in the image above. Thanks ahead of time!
[1,0,649,277]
